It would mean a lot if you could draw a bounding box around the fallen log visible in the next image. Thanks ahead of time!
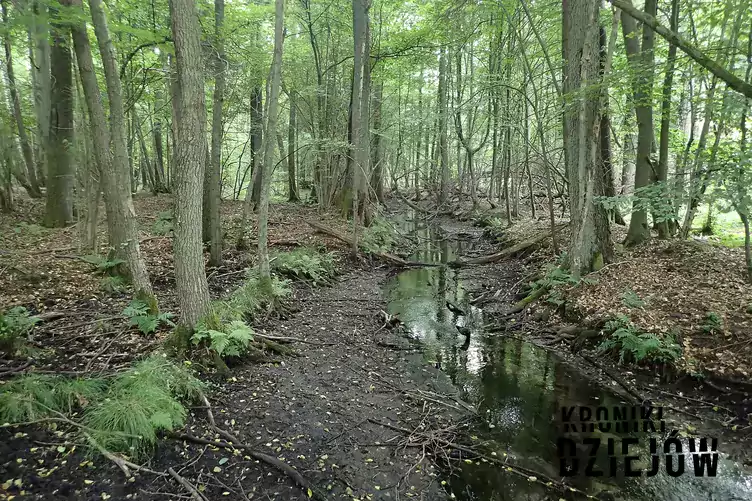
[450,224,568,267]
[397,192,432,214]
[306,219,438,268]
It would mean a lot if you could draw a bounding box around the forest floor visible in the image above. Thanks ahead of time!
[4,194,752,501]
[0,195,498,501]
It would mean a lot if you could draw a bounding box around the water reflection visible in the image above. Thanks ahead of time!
[384,214,752,501]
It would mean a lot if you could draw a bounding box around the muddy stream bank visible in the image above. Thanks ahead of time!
[385,211,752,501]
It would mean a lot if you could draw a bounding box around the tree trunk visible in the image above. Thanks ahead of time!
[370,81,384,204]
[87,0,153,296]
[258,0,285,285]
[563,0,613,276]
[622,0,656,247]
[438,47,449,204]
[2,0,42,197]
[30,0,51,187]
[205,0,224,267]
[287,91,299,202]
[169,0,211,328]
[45,5,75,227]
[237,85,263,249]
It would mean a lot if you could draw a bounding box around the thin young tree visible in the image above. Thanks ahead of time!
[257,0,285,287]
[206,0,225,266]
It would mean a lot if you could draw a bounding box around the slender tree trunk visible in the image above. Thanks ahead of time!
[30,0,51,187]
[169,0,211,328]
[87,0,153,297]
[370,81,384,203]
[622,0,656,246]
[205,0,224,266]
[237,85,263,249]
[2,0,42,197]
[258,0,285,285]
[45,5,75,227]
[438,47,449,204]
[287,91,299,201]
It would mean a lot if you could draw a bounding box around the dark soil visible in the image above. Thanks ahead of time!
[1,197,476,501]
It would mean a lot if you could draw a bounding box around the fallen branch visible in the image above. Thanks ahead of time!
[397,193,433,214]
[577,353,643,404]
[254,332,336,346]
[197,393,325,500]
[167,467,208,501]
[450,224,568,267]
[306,219,435,268]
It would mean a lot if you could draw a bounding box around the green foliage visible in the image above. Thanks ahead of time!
[80,254,126,276]
[272,247,336,284]
[100,276,127,294]
[0,375,59,423]
[191,320,254,358]
[0,307,40,357]
[598,315,681,365]
[13,222,48,237]
[122,299,174,335]
[620,289,646,308]
[86,356,204,458]
[701,312,723,334]
[225,270,291,319]
[532,265,579,292]
[152,211,174,236]
[596,182,678,224]
[361,217,398,254]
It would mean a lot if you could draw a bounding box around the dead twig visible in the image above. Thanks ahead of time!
[167,467,208,501]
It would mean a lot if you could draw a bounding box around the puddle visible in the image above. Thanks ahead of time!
[384,213,752,501]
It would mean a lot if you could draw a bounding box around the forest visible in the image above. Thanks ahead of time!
[1,0,752,499]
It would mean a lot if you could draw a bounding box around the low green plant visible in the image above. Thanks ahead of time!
[361,217,398,254]
[598,315,681,365]
[86,356,203,458]
[100,276,127,293]
[620,289,646,308]
[122,299,174,335]
[191,319,254,358]
[532,265,579,292]
[152,210,174,236]
[80,254,126,276]
[272,247,336,284]
[226,271,291,318]
[0,307,40,357]
[0,356,203,460]
[14,222,48,237]
[701,312,724,334]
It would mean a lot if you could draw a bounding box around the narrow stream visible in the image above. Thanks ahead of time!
[384,214,752,501]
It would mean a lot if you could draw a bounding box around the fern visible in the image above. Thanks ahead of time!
[272,247,336,284]
[192,320,254,358]
[100,276,127,293]
[701,312,723,334]
[361,217,398,254]
[620,289,646,308]
[598,317,681,365]
[80,254,126,275]
[0,307,40,357]
[152,211,174,236]
[122,300,174,335]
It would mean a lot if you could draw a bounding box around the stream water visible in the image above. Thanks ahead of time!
[383,214,752,501]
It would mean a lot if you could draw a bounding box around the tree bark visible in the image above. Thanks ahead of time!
[438,47,449,204]
[30,0,51,187]
[287,91,299,202]
[2,0,42,197]
[87,0,153,296]
[45,5,75,227]
[258,0,285,285]
[563,0,613,276]
[621,0,656,247]
[169,0,211,327]
[205,0,224,267]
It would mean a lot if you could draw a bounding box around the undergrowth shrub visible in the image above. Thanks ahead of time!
[80,254,126,276]
[100,276,127,294]
[227,270,291,318]
[598,315,681,365]
[191,319,254,358]
[361,217,398,254]
[13,222,48,237]
[620,289,646,308]
[0,307,40,357]
[123,299,174,335]
[701,312,723,334]
[528,265,595,307]
[152,210,174,236]
[272,247,335,284]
